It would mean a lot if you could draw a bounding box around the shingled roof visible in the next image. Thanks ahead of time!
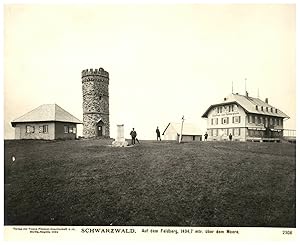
[11,104,82,126]
[202,93,289,118]
[162,122,203,136]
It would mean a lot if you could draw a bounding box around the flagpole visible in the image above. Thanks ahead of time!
[179,115,184,143]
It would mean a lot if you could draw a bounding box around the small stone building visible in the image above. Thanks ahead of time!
[11,104,82,140]
[162,122,203,142]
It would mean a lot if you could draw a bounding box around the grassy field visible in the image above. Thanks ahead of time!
[4,139,296,227]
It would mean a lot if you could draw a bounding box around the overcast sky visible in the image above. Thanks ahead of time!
[4,4,295,140]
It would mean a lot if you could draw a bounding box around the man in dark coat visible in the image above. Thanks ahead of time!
[156,127,161,141]
[204,132,208,141]
[130,128,137,145]
[229,133,233,141]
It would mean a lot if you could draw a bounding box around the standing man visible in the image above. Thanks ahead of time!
[204,132,208,141]
[229,133,233,141]
[130,128,137,145]
[156,127,161,141]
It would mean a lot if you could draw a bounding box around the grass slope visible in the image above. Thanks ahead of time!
[4,139,296,227]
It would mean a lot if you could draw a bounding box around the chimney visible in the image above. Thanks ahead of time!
[265,98,268,104]
[246,91,249,97]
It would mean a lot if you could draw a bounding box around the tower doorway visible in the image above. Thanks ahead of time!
[96,119,105,137]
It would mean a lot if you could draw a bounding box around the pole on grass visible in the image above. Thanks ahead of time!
[179,115,184,143]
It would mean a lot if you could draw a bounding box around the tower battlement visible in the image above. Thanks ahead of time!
[82,68,109,78]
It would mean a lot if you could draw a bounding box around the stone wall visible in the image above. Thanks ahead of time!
[82,68,110,138]
[82,113,110,137]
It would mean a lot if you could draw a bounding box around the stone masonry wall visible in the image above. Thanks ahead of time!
[82,68,110,138]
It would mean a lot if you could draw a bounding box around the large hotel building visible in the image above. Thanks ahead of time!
[202,93,289,142]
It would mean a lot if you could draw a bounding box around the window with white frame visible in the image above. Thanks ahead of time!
[213,129,218,136]
[212,118,218,125]
[64,125,69,133]
[222,117,229,124]
[265,117,268,126]
[233,116,241,124]
[233,128,240,136]
[26,125,35,133]
[39,125,48,133]
[223,128,228,136]
[43,125,48,133]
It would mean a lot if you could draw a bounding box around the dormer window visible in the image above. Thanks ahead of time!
[255,105,258,110]
[270,108,273,113]
[275,109,278,113]
[261,106,264,111]
[266,107,268,112]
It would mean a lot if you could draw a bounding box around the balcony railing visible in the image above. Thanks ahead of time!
[283,129,296,137]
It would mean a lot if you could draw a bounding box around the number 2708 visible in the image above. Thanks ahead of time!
[282,230,292,235]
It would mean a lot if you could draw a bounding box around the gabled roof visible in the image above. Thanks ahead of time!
[202,93,289,118]
[162,122,203,136]
[11,104,82,126]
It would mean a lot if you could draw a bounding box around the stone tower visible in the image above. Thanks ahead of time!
[82,68,110,138]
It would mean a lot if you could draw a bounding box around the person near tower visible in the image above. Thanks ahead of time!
[130,128,137,145]
[156,127,161,141]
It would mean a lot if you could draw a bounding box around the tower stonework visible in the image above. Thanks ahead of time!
[82,68,110,138]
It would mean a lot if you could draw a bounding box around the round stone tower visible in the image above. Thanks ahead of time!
[82,68,110,138]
